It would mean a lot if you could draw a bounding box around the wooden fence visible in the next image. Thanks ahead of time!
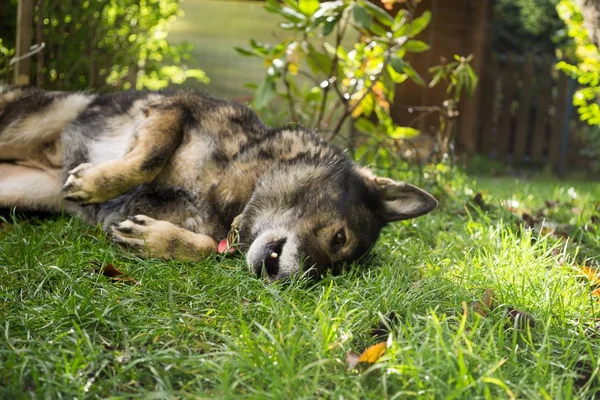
[474,53,574,170]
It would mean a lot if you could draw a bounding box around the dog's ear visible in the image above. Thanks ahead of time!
[357,168,437,222]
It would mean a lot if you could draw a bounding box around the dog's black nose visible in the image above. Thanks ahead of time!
[253,238,286,278]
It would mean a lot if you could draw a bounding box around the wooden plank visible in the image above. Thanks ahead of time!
[13,0,35,85]
[513,54,535,162]
[456,0,492,154]
[496,54,518,160]
[530,56,554,162]
[548,73,570,166]
[478,55,498,155]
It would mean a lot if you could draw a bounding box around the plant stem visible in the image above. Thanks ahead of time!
[282,63,299,123]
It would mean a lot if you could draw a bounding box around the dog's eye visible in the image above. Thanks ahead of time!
[331,229,346,249]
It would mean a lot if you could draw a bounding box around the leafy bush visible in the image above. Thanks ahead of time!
[493,0,566,54]
[0,0,208,91]
[236,0,477,167]
[556,0,600,126]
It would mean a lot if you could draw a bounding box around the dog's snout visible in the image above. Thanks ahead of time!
[253,238,286,278]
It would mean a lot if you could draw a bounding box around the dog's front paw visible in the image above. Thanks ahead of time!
[110,215,179,259]
[62,163,104,204]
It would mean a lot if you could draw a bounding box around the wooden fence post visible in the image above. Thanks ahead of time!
[513,54,534,162]
[496,55,518,160]
[548,73,570,168]
[478,55,498,155]
[13,0,35,85]
[530,56,554,162]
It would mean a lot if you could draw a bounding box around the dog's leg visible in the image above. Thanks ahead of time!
[62,107,184,204]
[110,215,218,260]
[0,163,63,211]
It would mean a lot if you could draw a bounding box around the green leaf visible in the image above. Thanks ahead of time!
[306,43,333,74]
[322,19,336,36]
[352,4,372,30]
[369,23,388,37]
[388,126,419,139]
[390,56,425,86]
[299,0,320,16]
[355,117,376,133]
[361,1,394,27]
[404,40,430,53]
[409,10,431,37]
[235,47,260,57]
[254,78,277,109]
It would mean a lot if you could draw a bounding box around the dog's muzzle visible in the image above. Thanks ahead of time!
[246,230,299,281]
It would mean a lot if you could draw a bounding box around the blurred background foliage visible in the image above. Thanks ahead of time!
[0,0,208,91]
[0,0,599,176]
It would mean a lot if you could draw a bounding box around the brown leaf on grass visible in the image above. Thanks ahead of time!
[473,192,486,209]
[592,215,599,225]
[347,341,387,371]
[573,360,596,388]
[346,352,360,371]
[580,266,600,287]
[506,307,535,329]
[545,199,558,208]
[471,288,495,317]
[522,213,536,229]
[99,263,139,285]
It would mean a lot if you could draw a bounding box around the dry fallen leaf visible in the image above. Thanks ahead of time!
[581,266,600,287]
[346,352,360,371]
[347,341,387,371]
[473,192,486,209]
[100,263,139,285]
[521,213,536,229]
[573,360,595,388]
[471,288,494,317]
[506,307,535,329]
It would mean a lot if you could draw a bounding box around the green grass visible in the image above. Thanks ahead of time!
[1,168,600,398]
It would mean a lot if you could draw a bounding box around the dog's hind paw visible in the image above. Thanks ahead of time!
[62,163,104,204]
[110,215,174,258]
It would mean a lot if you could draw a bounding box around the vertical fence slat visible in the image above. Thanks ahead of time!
[13,0,35,85]
[478,55,498,155]
[548,73,569,166]
[530,56,554,162]
[496,55,517,160]
[513,54,534,162]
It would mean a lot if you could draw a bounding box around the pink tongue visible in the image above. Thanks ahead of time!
[217,239,236,254]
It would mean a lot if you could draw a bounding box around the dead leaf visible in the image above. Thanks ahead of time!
[473,192,486,209]
[482,288,494,308]
[573,360,595,388]
[99,263,139,285]
[506,307,535,329]
[592,215,599,225]
[522,213,536,229]
[581,266,600,287]
[545,199,558,208]
[359,341,387,363]
[346,352,360,371]
[347,341,387,371]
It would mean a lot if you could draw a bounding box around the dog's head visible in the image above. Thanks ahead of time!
[238,155,437,281]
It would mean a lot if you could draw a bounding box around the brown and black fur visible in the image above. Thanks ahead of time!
[0,85,437,280]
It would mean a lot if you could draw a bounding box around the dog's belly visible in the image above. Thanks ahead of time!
[88,132,133,165]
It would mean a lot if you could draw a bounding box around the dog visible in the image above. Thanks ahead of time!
[0,85,437,281]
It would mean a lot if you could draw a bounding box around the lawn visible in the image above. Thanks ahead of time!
[1,168,599,398]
